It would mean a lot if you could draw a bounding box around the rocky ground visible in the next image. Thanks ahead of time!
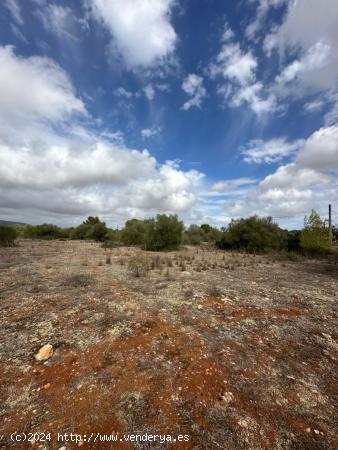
[0,239,337,450]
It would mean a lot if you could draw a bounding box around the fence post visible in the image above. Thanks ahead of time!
[329,204,333,246]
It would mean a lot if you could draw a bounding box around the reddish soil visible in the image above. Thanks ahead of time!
[0,240,337,449]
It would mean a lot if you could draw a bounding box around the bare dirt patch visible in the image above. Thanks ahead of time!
[0,240,337,449]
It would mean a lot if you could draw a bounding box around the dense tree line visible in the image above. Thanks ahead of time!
[0,210,335,256]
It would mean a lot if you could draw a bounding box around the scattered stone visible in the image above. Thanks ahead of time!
[314,429,320,435]
[306,428,311,433]
[238,419,248,428]
[58,447,67,450]
[220,391,234,403]
[197,305,203,310]
[35,344,53,362]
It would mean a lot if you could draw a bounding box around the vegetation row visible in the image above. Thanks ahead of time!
[0,210,336,257]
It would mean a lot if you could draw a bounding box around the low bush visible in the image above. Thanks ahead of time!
[128,256,150,277]
[300,210,330,255]
[23,223,66,239]
[0,225,17,246]
[71,217,109,242]
[62,272,95,287]
[216,216,283,253]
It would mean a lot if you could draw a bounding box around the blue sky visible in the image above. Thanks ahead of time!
[0,0,337,229]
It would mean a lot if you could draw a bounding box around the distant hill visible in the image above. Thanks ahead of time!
[0,220,27,226]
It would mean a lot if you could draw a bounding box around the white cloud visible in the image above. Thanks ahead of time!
[260,163,329,191]
[89,0,177,68]
[242,137,305,163]
[226,125,338,224]
[143,84,155,101]
[0,46,86,129]
[0,46,205,225]
[114,87,133,98]
[275,40,332,86]
[181,74,206,110]
[268,0,338,95]
[5,0,23,25]
[245,0,287,40]
[36,4,79,41]
[212,177,257,193]
[297,124,338,171]
[210,41,257,85]
[324,93,338,126]
[141,127,159,138]
[209,24,277,115]
[232,82,277,114]
[304,99,325,113]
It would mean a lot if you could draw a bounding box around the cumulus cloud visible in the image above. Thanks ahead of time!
[181,74,206,110]
[226,125,338,224]
[0,46,86,128]
[209,24,276,115]
[89,0,177,68]
[232,82,276,115]
[241,137,305,163]
[297,125,338,171]
[209,33,257,85]
[268,0,338,98]
[0,46,205,225]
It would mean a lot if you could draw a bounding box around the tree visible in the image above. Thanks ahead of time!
[70,216,108,241]
[216,216,282,252]
[83,216,101,225]
[0,225,17,246]
[300,209,329,254]
[144,214,183,251]
[184,225,204,245]
[121,219,148,246]
[88,222,108,241]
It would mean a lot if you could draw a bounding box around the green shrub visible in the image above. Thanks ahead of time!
[143,214,184,251]
[23,223,65,239]
[0,225,17,246]
[183,224,222,245]
[300,210,329,255]
[70,217,109,242]
[121,219,148,246]
[284,230,302,252]
[87,222,108,241]
[216,216,283,253]
[184,225,204,245]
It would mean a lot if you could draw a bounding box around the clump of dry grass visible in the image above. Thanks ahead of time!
[207,284,223,297]
[166,257,173,267]
[165,268,175,281]
[128,256,150,277]
[62,272,95,287]
[183,288,194,299]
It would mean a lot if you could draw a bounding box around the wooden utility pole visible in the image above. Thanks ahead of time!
[329,204,333,246]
